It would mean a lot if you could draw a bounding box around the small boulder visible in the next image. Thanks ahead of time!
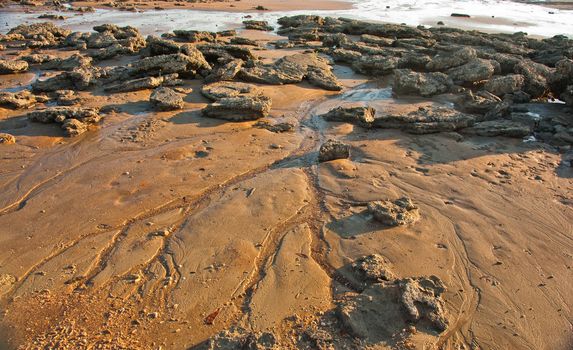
[321,106,375,127]
[352,254,395,283]
[0,133,16,145]
[243,20,274,31]
[318,139,350,162]
[150,87,184,111]
[0,59,29,74]
[393,69,452,97]
[202,95,272,121]
[367,196,420,226]
[483,74,525,97]
[447,59,496,84]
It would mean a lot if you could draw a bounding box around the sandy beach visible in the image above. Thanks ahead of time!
[0,0,572,349]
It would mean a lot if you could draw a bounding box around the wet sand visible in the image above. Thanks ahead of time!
[1,1,573,350]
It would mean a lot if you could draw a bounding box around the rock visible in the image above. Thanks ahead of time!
[0,91,38,109]
[201,81,262,101]
[243,20,274,31]
[27,107,101,136]
[393,69,453,97]
[0,133,16,145]
[107,53,210,82]
[61,118,87,136]
[202,95,272,121]
[426,47,477,71]
[150,87,184,111]
[318,139,350,162]
[484,74,525,97]
[360,34,394,47]
[105,73,181,93]
[451,13,471,17]
[456,90,502,115]
[54,90,82,106]
[172,30,216,43]
[42,53,92,71]
[462,119,531,138]
[514,60,553,98]
[0,59,29,74]
[352,254,396,283]
[254,120,295,133]
[20,54,58,64]
[447,58,496,84]
[352,55,399,76]
[337,276,448,342]
[239,53,342,91]
[373,106,475,134]
[204,59,243,83]
[146,35,181,56]
[32,66,104,92]
[321,106,375,127]
[7,22,71,47]
[367,196,420,226]
[229,37,259,46]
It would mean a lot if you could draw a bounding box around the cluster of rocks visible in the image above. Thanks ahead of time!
[197,328,278,350]
[26,107,103,136]
[337,255,449,345]
[276,15,573,145]
[200,81,272,121]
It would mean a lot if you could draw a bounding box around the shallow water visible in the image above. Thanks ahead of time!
[0,0,572,37]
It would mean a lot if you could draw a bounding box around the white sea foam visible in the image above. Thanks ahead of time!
[0,0,571,37]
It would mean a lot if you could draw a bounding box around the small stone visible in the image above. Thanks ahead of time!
[318,139,350,162]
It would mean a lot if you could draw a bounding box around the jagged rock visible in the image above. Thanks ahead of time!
[32,66,105,92]
[367,196,420,226]
[197,43,256,63]
[330,49,363,64]
[372,106,475,133]
[360,34,394,47]
[484,74,525,97]
[352,254,395,283]
[318,139,350,162]
[7,22,71,47]
[20,54,58,64]
[54,90,82,106]
[462,119,531,137]
[0,91,38,109]
[254,120,295,133]
[456,90,502,115]
[204,59,243,83]
[146,35,181,56]
[492,53,523,74]
[337,276,448,342]
[0,133,16,145]
[321,106,375,127]
[105,73,181,93]
[61,118,87,136]
[108,53,210,82]
[202,95,272,121]
[27,106,101,125]
[172,30,216,43]
[352,55,399,76]
[201,81,261,101]
[89,43,132,61]
[243,20,274,31]
[27,107,102,136]
[150,87,184,111]
[514,60,553,98]
[229,37,259,46]
[42,53,92,71]
[239,53,342,91]
[397,53,432,70]
[447,59,496,84]
[0,59,29,74]
[426,47,477,71]
[393,69,453,97]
